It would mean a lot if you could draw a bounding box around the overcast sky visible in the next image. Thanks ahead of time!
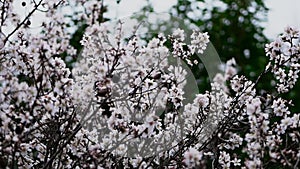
[265,0,300,39]
[105,0,300,39]
[6,0,300,41]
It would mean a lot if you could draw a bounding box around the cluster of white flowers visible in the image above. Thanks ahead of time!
[1,0,300,168]
[183,147,203,167]
[190,31,210,54]
[71,19,214,163]
[206,28,300,167]
[265,26,300,93]
[169,28,208,66]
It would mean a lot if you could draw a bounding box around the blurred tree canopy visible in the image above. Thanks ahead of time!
[170,0,269,82]
[170,0,300,111]
[133,0,269,92]
[172,0,269,71]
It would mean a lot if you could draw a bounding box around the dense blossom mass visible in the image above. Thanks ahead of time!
[0,0,300,168]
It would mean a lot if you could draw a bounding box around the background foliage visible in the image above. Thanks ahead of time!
[128,0,300,112]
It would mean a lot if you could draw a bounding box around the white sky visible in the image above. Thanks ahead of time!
[105,0,300,39]
[265,0,300,39]
[4,0,300,40]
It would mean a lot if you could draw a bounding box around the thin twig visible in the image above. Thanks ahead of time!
[3,0,43,45]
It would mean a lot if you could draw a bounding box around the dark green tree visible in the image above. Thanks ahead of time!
[167,0,300,112]
[171,0,269,77]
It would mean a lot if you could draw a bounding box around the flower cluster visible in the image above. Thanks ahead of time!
[183,147,203,167]
[190,31,210,54]
[72,20,213,162]
[1,0,300,168]
[265,26,300,93]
